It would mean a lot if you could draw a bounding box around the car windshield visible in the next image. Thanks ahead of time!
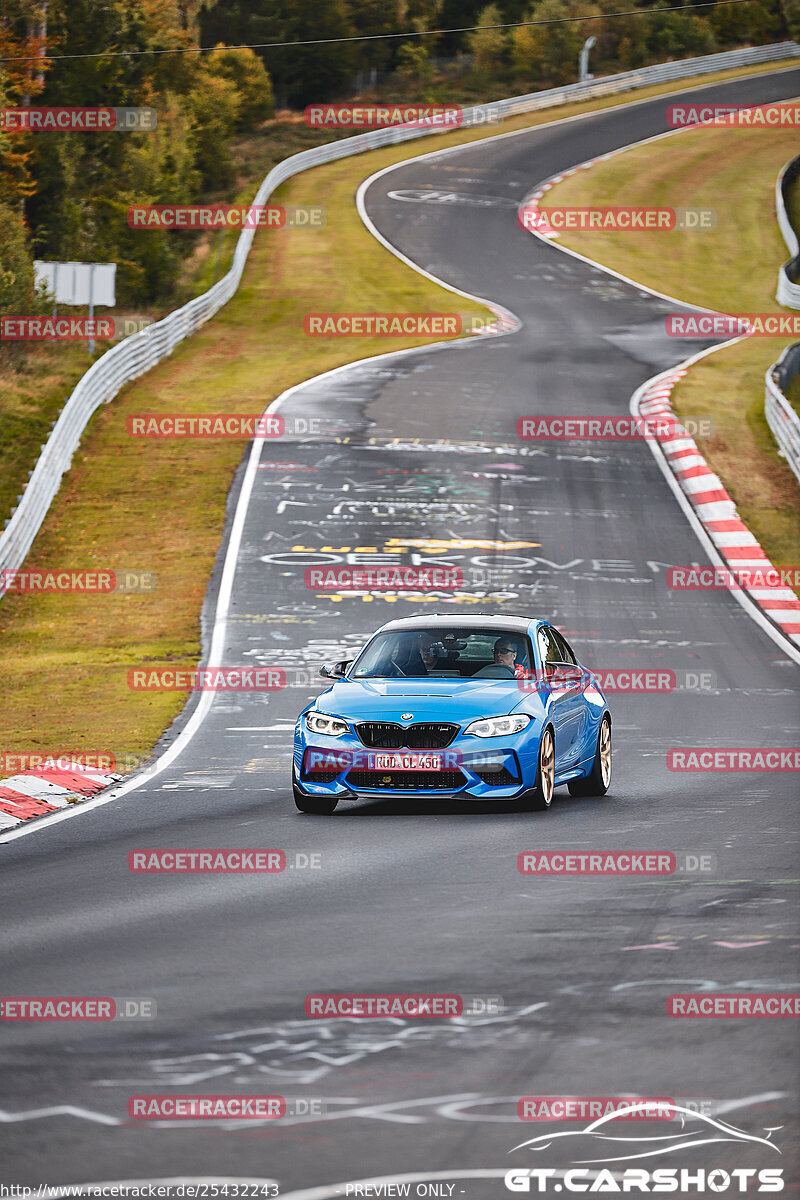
[350,627,535,680]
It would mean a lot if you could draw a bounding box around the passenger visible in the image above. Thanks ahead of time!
[419,633,439,672]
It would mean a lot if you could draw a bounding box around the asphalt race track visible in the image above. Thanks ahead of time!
[2,69,799,1195]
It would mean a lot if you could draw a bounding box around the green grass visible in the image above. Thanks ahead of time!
[1,56,798,760]
[542,101,800,577]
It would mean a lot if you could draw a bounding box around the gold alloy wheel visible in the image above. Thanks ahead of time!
[540,728,555,805]
[599,718,612,787]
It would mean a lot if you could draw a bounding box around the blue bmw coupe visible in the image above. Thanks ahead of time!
[292,614,611,814]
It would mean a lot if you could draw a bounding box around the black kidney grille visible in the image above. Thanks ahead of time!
[405,723,459,748]
[346,769,465,792]
[356,722,404,748]
[356,722,459,748]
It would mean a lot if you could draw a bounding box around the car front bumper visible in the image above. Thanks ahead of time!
[293,724,542,800]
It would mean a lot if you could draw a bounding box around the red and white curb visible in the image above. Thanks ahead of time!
[637,369,800,646]
[0,762,121,829]
[519,160,606,238]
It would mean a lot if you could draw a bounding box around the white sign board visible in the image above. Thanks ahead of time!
[34,261,117,307]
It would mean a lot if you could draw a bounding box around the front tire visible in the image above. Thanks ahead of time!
[524,726,555,811]
[293,768,338,814]
[568,715,611,797]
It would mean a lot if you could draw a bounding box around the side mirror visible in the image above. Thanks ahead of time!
[549,663,585,689]
[319,659,352,680]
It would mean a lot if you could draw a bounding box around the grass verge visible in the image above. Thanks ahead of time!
[540,100,800,576]
[1,57,798,759]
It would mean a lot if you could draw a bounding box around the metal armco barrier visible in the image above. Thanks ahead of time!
[776,154,800,307]
[766,343,800,485]
[2,40,799,583]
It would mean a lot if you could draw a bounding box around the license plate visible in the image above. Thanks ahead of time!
[368,753,442,771]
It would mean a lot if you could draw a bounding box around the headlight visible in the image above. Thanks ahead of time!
[465,714,531,738]
[305,711,349,738]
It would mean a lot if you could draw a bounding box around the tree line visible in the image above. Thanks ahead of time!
[0,0,795,328]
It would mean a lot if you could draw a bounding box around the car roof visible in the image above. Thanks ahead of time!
[376,614,546,634]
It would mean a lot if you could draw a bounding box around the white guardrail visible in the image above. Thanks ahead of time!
[766,344,800,485]
[768,152,800,486]
[2,40,799,580]
[776,154,800,307]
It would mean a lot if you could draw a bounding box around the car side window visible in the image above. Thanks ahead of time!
[552,629,577,665]
[537,626,562,669]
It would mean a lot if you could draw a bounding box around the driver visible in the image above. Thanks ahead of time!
[493,638,517,675]
[473,637,518,679]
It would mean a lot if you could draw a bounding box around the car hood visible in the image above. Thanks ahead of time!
[315,678,533,723]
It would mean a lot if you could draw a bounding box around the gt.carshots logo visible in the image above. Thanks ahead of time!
[506,1106,784,1191]
[504,1169,785,1192]
[304,104,462,129]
